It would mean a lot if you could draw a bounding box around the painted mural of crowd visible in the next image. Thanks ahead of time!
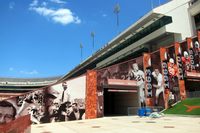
[0,90,45,124]
[0,81,85,125]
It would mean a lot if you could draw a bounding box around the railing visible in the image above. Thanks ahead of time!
[127,106,164,116]
[186,91,200,98]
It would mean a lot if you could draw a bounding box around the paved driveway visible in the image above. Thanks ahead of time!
[31,115,200,133]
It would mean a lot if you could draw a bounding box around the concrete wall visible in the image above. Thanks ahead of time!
[154,0,194,38]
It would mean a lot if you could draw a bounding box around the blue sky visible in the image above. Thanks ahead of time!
[0,0,167,78]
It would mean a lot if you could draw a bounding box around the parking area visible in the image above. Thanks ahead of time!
[31,115,200,133]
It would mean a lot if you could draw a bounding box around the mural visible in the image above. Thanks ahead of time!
[97,56,145,115]
[0,75,86,125]
[177,38,200,75]
[0,89,44,125]
[150,51,165,107]
[1,32,199,125]
[186,38,200,72]
[160,47,181,108]
[175,37,200,98]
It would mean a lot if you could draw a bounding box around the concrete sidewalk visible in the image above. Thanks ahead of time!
[31,116,200,133]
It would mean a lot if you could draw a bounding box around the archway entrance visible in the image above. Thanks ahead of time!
[104,86,139,116]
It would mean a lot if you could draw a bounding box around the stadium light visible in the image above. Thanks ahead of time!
[80,43,83,62]
[91,31,95,53]
[114,3,120,30]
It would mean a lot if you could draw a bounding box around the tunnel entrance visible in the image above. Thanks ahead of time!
[104,88,139,116]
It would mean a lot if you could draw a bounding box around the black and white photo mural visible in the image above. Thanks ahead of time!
[0,75,86,124]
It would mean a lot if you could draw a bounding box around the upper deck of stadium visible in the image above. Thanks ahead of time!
[0,76,61,87]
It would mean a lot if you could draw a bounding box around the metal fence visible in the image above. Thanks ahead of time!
[127,106,164,116]
[186,91,200,98]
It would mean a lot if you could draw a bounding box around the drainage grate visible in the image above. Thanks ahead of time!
[163,119,171,121]
[132,121,140,123]
[77,122,85,124]
[37,126,44,128]
[164,126,175,128]
[111,118,118,120]
[41,132,52,133]
[146,121,156,123]
[91,126,101,128]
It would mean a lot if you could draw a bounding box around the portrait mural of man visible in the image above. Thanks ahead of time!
[41,77,86,123]
[67,102,85,121]
[0,101,16,124]
[60,81,70,103]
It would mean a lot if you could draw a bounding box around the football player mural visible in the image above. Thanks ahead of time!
[127,62,146,107]
[185,37,200,73]
[176,37,200,76]
[174,34,200,98]
[148,51,165,108]
[160,46,181,108]
[97,56,146,111]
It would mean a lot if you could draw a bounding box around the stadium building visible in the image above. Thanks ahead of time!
[59,0,200,117]
[0,0,200,130]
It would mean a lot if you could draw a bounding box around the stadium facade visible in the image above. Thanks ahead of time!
[0,0,200,130]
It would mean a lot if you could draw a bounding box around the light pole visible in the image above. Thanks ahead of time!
[80,43,83,62]
[114,3,120,31]
[151,0,154,9]
[91,31,95,53]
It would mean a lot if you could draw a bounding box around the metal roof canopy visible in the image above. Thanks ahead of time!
[60,12,165,81]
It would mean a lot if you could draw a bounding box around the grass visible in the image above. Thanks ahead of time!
[163,98,200,115]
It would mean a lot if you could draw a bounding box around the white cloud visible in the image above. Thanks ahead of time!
[9,2,15,9]
[42,2,48,6]
[30,0,38,7]
[20,70,39,75]
[49,0,66,4]
[30,7,81,25]
[102,14,107,17]
[9,67,14,71]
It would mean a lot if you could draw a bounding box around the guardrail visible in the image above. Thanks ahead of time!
[127,106,164,116]
[186,91,200,98]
